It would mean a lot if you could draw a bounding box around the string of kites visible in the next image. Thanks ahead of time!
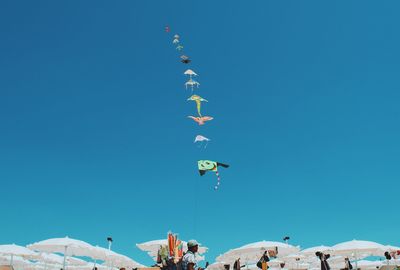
[165,26,229,190]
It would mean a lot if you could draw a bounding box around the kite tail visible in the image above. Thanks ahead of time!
[214,171,221,190]
[196,100,202,117]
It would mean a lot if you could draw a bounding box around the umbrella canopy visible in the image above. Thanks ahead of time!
[385,245,400,253]
[0,244,38,259]
[353,260,382,269]
[268,259,285,267]
[331,240,386,258]
[282,254,306,262]
[35,253,88,266]
[206,262,227,270]
[89,246,145,268]
[137,239,208,260]
[0,255,32,266]
[330,259,382,270]
[300,246,332,256]
[217,241,300,264]
[27,237,98,258]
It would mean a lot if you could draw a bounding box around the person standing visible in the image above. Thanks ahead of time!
[344,258,353,270]
[316,252,330,270]
[257,251,270,270]
[182,240,204,270]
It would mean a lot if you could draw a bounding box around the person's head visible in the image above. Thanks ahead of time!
[187,240,199,253]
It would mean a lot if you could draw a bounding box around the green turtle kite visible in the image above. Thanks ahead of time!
[198,160,229,190]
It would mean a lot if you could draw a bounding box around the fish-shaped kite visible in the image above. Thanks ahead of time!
[187,95,207,116]
[198,160,230,190]
[184,69,198,77]
[188,116,213,125]
[185,78,200,90]
[194,135,210,148]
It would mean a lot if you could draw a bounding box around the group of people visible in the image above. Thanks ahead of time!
[156,240,207,270]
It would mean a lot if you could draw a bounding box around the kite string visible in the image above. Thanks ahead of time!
[193,171,199,237]
[214,171,221,190]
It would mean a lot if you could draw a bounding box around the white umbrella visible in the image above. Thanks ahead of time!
[353,260,382,270]
[110,254,145,268]
[300,246,332,256]
[0,255,33,270]
[90,246,145,268]
[28,237,98,270]
[268,259,285,267]
[0,244,38,266]
[281,254,307,269]
[217,241,300,264]
[331,240,386,257]
[331,241,387,270]
[36,253,87,266]
[385,245,400,253]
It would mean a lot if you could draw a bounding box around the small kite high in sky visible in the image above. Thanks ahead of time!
[187,95,207,116]
[194,135,210,148]
[185,78,200,90]
[184,69,198,78]
[188,116,213,125]
[173,34,180,44]
[180,55,191,64]
[198,160,230,190]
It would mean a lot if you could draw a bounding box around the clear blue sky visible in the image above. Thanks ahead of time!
[0,0,399,265]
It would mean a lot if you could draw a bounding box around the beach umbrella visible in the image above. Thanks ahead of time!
[36,253,87,266]
[0,244,38,266]
[329,259,382,270]
[109,254,145,268]
[0,255,34,270]
[89,246,145,268]
[300,246,332,256]
[24,262,61,270]
[37,252,87,268]
[384,245,400,255]
[137,239,208,261]
[28,237,99,270]
[353,260,382,270]
[268,259,285,267]
[281,254,307,269]
[331,240,386,270]
[68,262,109,270]
[331,240,386,257]
[217,241,300,264]
[286,262,309,269]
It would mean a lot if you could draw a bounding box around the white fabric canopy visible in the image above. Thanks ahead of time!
[27,237,101,259]
[217,241,300,264]
[300,246,332,256]
[0,244,38,258]
[331,240,386,258]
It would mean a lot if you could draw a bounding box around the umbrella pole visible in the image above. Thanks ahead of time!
[10,254,14,267]
[63,246,67,270]
[355,253,358,270]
